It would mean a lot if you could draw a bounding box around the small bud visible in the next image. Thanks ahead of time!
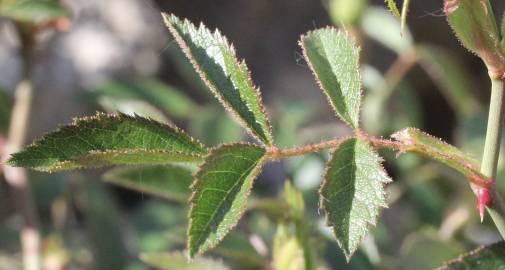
[445,0,505,78]
[476,187,492,223]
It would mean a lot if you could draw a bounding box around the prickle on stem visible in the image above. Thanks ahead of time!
[476,187,492,223]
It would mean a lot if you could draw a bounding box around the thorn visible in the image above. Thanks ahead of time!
[476,188,491,223]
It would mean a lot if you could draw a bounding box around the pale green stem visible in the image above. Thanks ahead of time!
[481,78,505,239]
[400,0,411,36]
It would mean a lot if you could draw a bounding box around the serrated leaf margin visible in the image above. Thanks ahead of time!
[7,112,207,172]
[187,142,268,258]
[163,14,274,146]
[318,138,391,260]
[299,27,363,129]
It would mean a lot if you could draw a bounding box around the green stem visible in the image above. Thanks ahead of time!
[481,78,505,239]
[400,0,411,36]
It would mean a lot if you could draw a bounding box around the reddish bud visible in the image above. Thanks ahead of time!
[476,187,492,223]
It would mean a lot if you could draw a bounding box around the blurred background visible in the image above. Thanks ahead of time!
[1,0,505,269]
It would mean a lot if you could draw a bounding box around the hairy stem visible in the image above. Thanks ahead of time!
[267,136,401,160]
[267,137,351,159]
[481,78,505,239]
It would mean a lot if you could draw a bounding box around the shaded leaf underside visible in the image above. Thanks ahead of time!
[188,143,266,257]
[320,138,391,260]
[163,14,273,146]
[300,27,362,129]
[8,113,207,172]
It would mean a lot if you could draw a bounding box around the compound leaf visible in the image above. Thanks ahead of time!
[188,143,267,258]
[7,113,207,172]
[300,28,362,129]
[320,138,391,260]
[103,165,193,203]
[436,242,505,270]
[163,14,273,146]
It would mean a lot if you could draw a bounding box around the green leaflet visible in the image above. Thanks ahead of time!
[320,138,391,260]
[445,0,504,75]
[436,242,505,270]
[188,143,267,257]
[103,165,193,203]
[7,113,207,172]
[391,128,491,185]
[163,14,273,146]
[0,0,67,24]
[417,45,480,118]
[300,28,362,129]
[141,252,230,270]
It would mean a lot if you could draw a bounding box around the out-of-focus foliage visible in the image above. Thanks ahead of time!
[0,88,11,133]
[437,242,505,270]
[0,0,67,24]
